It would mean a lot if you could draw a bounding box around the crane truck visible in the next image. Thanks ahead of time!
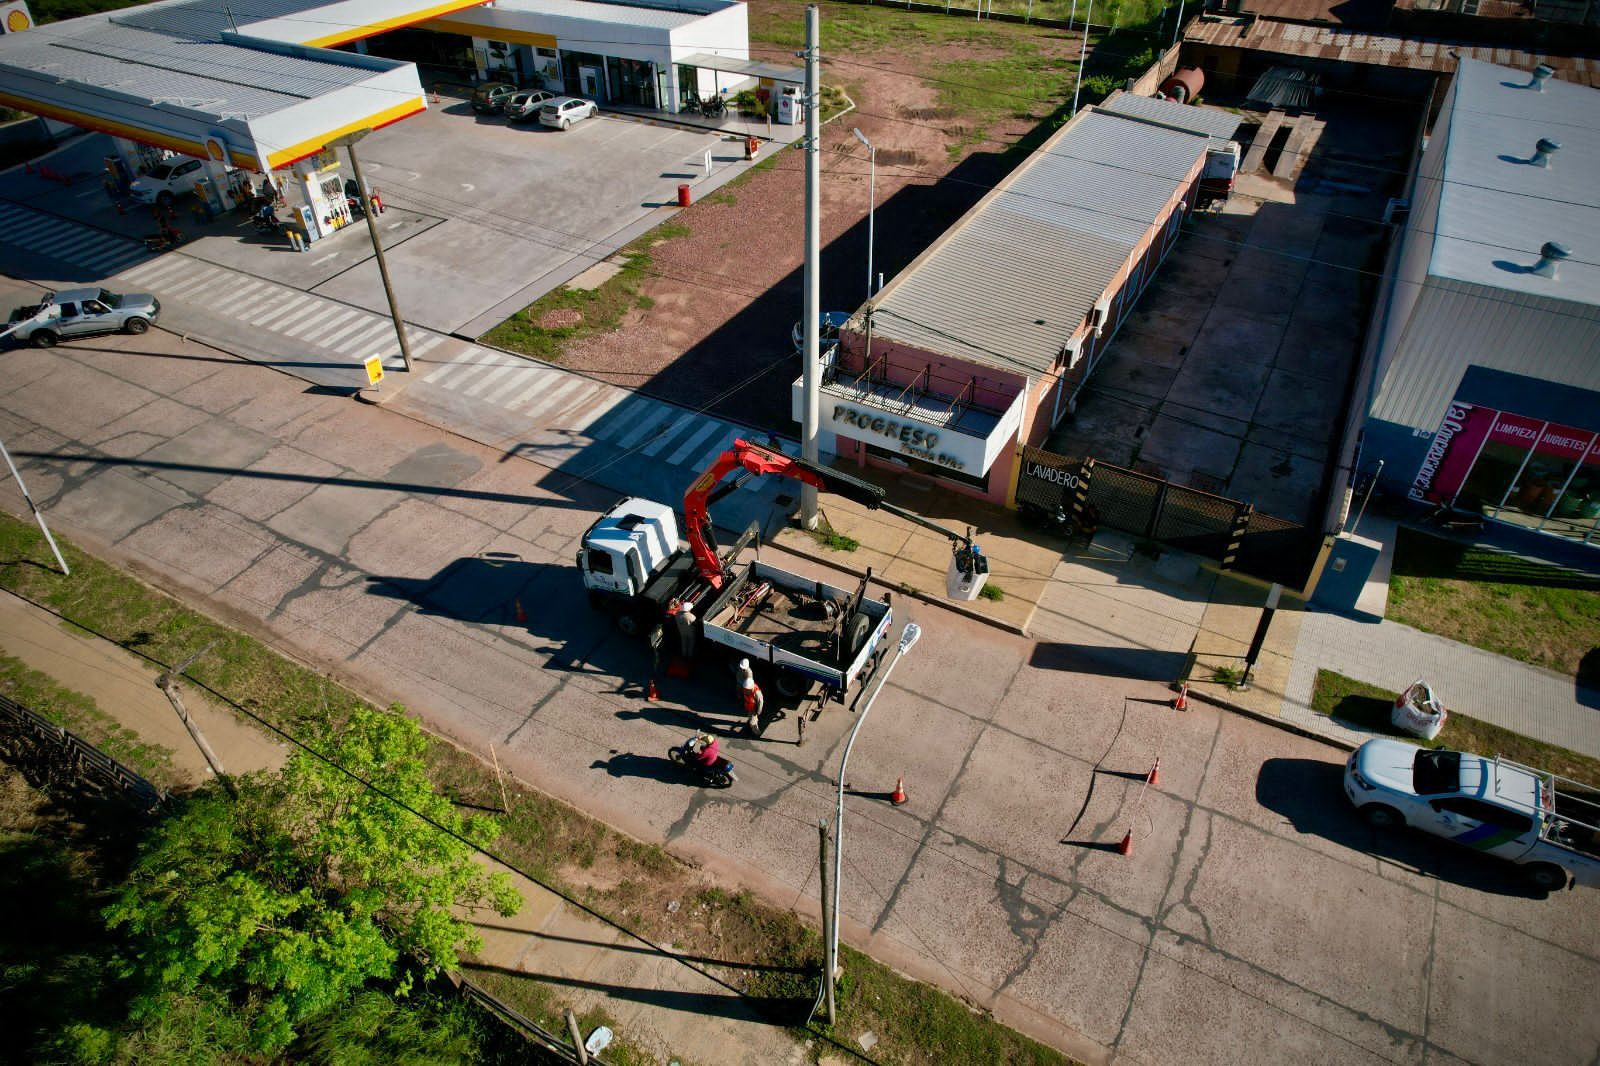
[578,438,986,704]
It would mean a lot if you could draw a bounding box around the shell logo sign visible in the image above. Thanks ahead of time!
[1,1,35,34]
[205,137,226,161]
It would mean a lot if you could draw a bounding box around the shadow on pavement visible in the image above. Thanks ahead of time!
[1256,757,1546,899]
[463,961,810,1024]
[471,925,812,975]
[1029,641,1190,682]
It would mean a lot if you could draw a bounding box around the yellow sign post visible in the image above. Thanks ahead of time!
[364,356,384,388]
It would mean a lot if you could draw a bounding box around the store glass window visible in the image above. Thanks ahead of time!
[1439,407,1600,544]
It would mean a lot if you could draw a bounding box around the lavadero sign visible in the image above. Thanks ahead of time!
[826,400,978,472]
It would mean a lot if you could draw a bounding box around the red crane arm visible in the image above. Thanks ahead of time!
[684,439,827,587]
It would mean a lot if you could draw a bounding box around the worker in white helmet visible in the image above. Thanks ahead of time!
[736,658,765,735]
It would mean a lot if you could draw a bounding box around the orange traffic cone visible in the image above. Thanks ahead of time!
[514,598,526,624]
[1173,682,1189,711]
[1116,829,1133,856]
[1146,757,1161,788]
[646,678,660,702]
[890,776,907,806]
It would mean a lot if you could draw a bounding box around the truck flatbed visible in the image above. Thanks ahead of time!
[713,581,839,663]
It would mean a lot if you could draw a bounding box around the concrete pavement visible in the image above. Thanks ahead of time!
[5,320,1598,1066]
[773,478,1600,760]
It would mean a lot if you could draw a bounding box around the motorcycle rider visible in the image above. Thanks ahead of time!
[687,732,721,774]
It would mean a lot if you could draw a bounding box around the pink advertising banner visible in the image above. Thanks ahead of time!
[1409,401,1497,502]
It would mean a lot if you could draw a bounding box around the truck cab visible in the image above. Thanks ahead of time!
[579,498,677,598]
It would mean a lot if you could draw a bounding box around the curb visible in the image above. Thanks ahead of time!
[772,534,1031,637]
[1185,687,1358,752]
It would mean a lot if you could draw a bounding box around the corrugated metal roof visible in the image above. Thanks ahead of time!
[1431,58,1600,306]
[112,0,322,38]
[1183,14,1600,89]
[1098,93,1242,143]
[868,112,1206,376]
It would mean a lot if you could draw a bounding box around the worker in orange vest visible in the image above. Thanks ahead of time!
[736,658,764,735]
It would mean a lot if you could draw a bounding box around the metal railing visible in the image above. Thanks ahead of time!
[0,692,166,812]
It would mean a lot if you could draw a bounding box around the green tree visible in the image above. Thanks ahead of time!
[105,706,520,1052]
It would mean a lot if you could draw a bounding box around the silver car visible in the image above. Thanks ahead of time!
[7,287,161,348]
[504,89,555,121]
[539,96,598,130]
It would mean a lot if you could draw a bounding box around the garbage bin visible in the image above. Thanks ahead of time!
[677,183,691,208]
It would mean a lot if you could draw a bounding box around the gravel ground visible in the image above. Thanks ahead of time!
[557,0,1083,430]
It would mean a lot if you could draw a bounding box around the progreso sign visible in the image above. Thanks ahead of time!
[828,401,971,472]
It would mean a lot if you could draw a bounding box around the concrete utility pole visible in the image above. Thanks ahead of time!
[331,130,415,372]
[0,437,69,575]
[1072,0,1095,116]
[800,3,821,530]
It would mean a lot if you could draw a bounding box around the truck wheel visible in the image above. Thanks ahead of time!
[775,670,808,700]
[1524,863,1568,892]
[30,329,58,349]
[615,611,641,637]
[839,612,871,665]
[123,317,149,335]
[1361,804,1402,830]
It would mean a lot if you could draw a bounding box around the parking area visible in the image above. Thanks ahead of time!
[0,90,792,338]
[1046,102,1415,524]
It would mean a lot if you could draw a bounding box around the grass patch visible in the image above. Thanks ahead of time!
[479,224,690,362]
[1211,664,1243,688]
[1387,528,1600,681]
[0,513,1080,1065]
[0,654,181,789]
[1311,669,1600,783]
[978,582,1005,602]
[807,525,860,552]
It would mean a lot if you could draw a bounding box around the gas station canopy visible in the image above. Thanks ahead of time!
[0,0,487,172]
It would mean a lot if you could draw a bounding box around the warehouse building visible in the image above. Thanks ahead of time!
[1358,58,1600,551]
[798,96,1237,506]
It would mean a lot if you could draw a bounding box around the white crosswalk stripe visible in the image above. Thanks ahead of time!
[279,304,351,340]
[420,348,476,384]
[567,388,628,432]
[508,370,584,413]
[640,413,699,457]
[460,360,524,398]
[665,421,724,466]
[613,403,675,449]
[0,203,147,273]
[319,312,380,348]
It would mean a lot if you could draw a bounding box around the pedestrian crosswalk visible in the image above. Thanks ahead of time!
[0,206,787,504]
[0,201,148,276]
[114,255,447,369]
[412,345,778,490]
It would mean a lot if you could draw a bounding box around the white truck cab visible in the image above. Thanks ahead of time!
[579,498,678,597]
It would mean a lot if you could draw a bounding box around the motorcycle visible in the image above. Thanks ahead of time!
[668,735,737,788]
[253,205,284,236]
[1019,499,1098,541]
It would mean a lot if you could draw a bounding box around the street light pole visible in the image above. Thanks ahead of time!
[852,128,876,303]
[330,130,414,373]
[800,4,821,530]
[821,623,920,1023]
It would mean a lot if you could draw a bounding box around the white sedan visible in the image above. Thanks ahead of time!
[539,97,599,130]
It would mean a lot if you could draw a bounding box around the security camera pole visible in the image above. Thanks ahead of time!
[329,130,414,372]
[800,4,821,530]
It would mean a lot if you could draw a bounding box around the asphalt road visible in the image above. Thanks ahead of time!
[1,282,1596,1066]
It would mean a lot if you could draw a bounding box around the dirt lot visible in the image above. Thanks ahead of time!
[550,0,1090,428]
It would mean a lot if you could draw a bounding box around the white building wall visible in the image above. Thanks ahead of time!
[668,3,750,103]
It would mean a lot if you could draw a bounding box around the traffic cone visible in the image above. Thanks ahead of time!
[890,776,907,806]
[1146,757,1161,788]
[646,678,660,702]
[514,598,526,624]
[1173,682,1189,711]
[1116,829,1133,856]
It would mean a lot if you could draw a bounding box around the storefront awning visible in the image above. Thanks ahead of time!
[792,371,1025,479]
[678,52,802,86]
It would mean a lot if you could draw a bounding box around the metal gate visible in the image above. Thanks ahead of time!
[1017,447,1319,586]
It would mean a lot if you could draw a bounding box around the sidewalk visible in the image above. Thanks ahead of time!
[774,478,1600,759]
[0,589,808,1066]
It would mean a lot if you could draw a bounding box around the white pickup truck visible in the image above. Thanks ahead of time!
[1345,738,1600,892]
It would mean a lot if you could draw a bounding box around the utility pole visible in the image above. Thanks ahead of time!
[1072,0,1095,116]
[818,820,835,1025]
[156,640,233,795]
[0,437,69,575]
[800,4,821,530]
[330,130,414,373]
